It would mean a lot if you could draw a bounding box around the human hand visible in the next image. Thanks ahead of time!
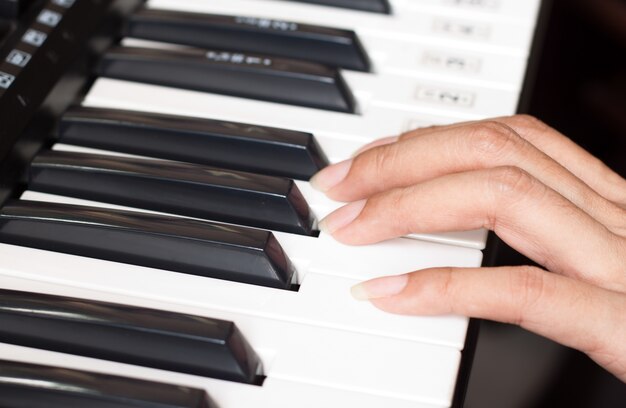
[311,115,626,382]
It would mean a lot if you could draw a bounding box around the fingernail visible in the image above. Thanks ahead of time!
[318,199,366,235]
[310,159,352,192]
[351,274,409,300]
[352,135,399,157]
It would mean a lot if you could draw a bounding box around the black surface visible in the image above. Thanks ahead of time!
[29,150,317,235]
[279,0,391,14]
[127,8,371,72]
[58,106,329,180]
[0,200,296,289]
[0,359,214,407]
[0,0,145,207]
[0,0,25,19]
[97,46,357,113]
[0,289,261,384]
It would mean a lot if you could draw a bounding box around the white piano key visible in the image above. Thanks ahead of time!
[294,180,489,249]
[343,70,519,117]
[0,343,450,408]
[46,143,489,250]
[363,36,528,89]
[148,0,535,55]
[393,0,542,26]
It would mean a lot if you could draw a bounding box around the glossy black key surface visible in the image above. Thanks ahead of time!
[280,0,391,14]
[126,8,371,72]
[0,360,214,407]
[0,290,261,385]
[59,106,329,180]
[30,150,317,235]
[97,46,357,113]
[0,200,295,289]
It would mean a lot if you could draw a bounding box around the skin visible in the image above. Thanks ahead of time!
[310,115,626,382]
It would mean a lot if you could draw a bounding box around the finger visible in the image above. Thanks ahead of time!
[313,120,625,232]
[495,115,626,207]
[398,115,626,209]
[321,167,626,291]
[350,266,626,382]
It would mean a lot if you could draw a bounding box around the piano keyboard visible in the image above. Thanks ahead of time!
[0,0,544,406]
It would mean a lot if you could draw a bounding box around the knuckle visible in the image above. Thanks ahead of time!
[385,187,417,235]
[509,266,551,325]
[469,121,522,161]
[367,144,400,179]
[487,166,540,198]
[509,114,548,132]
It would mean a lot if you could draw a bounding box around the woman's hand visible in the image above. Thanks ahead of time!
[311,115,626,382]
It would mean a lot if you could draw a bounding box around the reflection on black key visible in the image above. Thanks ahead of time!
[0,290,261,384]
[30,150,317,236]
[0,360,215,407]
[127,8,371,72]
[59,106,329,180]
[0,200,295,289]
[280,0,391,14]
[97,46,357,113]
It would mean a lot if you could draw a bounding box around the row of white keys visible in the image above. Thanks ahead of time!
[16,185,479,348]
[120,37,519,121]
[148,0,535,55]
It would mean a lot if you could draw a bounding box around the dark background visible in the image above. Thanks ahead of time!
[465,0,626,406]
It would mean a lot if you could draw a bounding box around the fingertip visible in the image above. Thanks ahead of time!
[310,159,352,193]
[350,274,409,301]
[319,200,366,236]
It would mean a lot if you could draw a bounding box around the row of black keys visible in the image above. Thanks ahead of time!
[104,7,375,113]
[0,105,328,289]
[0,0,391,20]
[0,289,257,407]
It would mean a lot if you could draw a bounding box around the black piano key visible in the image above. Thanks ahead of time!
[0,290,261,385]
[126,8,371,72]
[280,0,391,14]
[0,200,296,289]
[59,106,329,180]
[0,360,215,408]
[97,46,357,113]
[29,150,317,236]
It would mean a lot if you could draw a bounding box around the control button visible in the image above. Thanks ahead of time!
[52,0,75,7]
[22,29,47,46]
[37,9,62,27]
[0,71,15,89]
[6,50,31,67]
